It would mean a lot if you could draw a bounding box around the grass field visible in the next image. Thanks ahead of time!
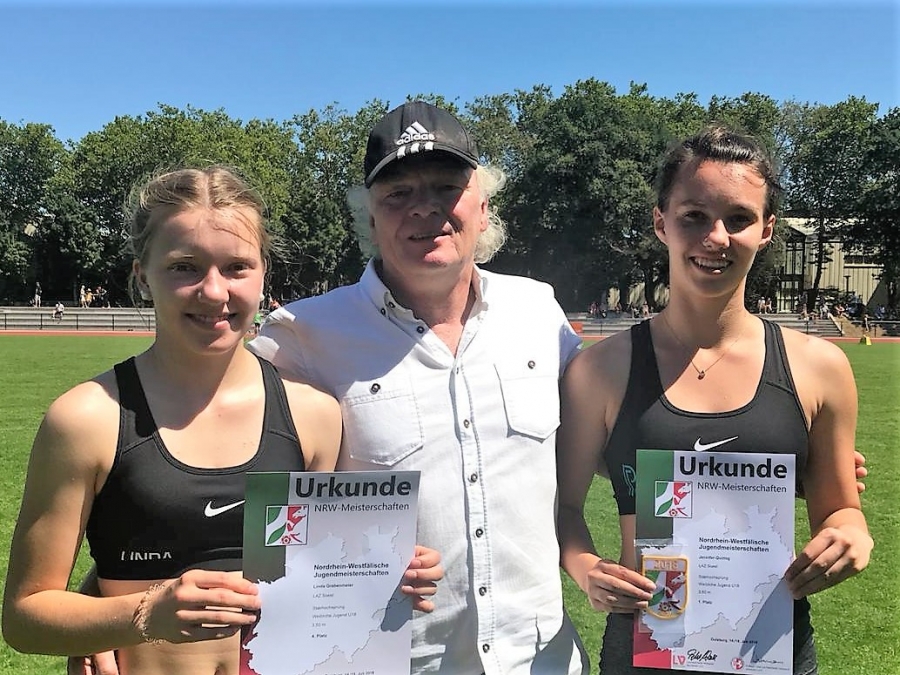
[0,335,896,675]
[563,341,900,674]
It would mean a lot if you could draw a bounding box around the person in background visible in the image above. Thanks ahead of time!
[860,304,870,333]
[252,309,263,334]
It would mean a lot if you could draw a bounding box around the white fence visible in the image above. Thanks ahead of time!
[0,307,156,332]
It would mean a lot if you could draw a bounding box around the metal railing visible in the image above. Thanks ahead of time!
[867,320,900,337]
[0,309,156,332]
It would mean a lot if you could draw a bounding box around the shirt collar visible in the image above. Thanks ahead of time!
[359,258,490,320]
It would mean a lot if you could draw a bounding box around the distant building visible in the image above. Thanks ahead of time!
[603,217,886,315]
[778,218,885,312]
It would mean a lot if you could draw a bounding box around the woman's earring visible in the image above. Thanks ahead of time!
[259,291,266,303]
[139,287,152,301]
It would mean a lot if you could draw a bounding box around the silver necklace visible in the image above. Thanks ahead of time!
[660,312,746,380]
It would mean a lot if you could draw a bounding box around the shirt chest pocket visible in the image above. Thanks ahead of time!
[337,375,424,466]
[494,357,561,441]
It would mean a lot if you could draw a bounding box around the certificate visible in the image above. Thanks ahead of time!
[634,450,795,673]
[241,471,420,675]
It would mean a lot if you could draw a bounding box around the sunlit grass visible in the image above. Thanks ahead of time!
[564,341,899,674]
[0,336,896,674]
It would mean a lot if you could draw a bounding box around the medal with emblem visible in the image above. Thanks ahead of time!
[642,555,688,619]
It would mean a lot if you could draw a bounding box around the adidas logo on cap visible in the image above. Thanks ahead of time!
[364,101,479,186]
[395,122,436,145]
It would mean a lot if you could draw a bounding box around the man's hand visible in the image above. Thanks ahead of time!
[854,450,867,494]
[67,652,118,675]
[803,450,867,499]
[68,567,118,675]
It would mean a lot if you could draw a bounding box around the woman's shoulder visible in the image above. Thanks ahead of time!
[48,370,118,425]
[279,375,341,471]
[575,328,633,368]
[36,370,120,465]
[778,326,852,373]
[565,329,633,394]
[777,325,855,402]
[280,376,341,418]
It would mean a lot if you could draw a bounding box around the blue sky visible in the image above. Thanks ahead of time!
[1,0,897,143]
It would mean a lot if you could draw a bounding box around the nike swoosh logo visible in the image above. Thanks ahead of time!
[204,500,245,517]
[693,436,739,452]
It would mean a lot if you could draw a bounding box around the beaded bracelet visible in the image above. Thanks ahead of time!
[133,583,166,645]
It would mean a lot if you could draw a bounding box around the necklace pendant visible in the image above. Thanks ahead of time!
[697,370,706,380]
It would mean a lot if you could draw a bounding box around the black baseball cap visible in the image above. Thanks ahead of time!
[364,101,479,187]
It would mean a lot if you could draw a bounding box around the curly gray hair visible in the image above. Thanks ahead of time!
[347,164,508,264]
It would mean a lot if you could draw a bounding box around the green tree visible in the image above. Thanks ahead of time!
[285,101,391,297]
[707,92,781,154]
[780,97,879,311]
[464,86,554,279]
[273,181,347,299]
[498,79,636,309]
[0,121,68,301]
[851,107,900,310]
[33,182,104,305]
[497,81,709,311]
[612,84,706,310]
[70,105,297,303]
[465,86,553,179]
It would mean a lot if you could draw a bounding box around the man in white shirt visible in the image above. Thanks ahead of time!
[249,101,588,675]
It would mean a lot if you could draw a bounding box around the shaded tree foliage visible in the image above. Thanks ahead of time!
[851,107,900,309]
[69,105,298,303]
[0,90,894,312]
[0,122,67,300]
[780,97,879,310]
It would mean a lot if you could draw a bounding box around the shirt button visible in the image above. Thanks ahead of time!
[463,419,470,428]
[370,383,381,394]
[478,586,487,596]
[527,360,536,369]
[416,325,425,334]
[469,472,478,483]
[482,643,490,653]
[475,527,484,538]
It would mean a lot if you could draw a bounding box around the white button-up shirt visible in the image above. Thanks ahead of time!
[249,261,587,675]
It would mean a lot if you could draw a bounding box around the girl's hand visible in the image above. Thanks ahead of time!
[401,546,442,613]
[785,526,873,599]
[584,558,656,613]
[137,570,261,643]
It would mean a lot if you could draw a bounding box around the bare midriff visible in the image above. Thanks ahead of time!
[98,574,244,675]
